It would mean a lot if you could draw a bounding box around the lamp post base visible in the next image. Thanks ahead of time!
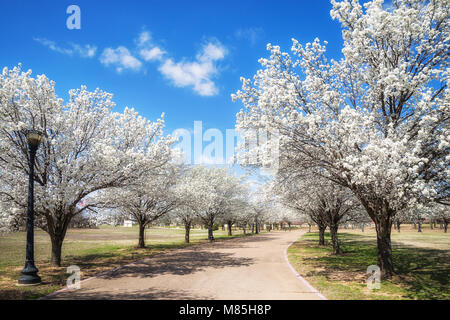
[18,274,41,285]
[18,264,41,285]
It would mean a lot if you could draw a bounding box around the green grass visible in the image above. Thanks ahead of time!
[0,225,256,300]
[288,227,450,300]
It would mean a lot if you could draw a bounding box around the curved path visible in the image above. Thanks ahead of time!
[45,230,324,300]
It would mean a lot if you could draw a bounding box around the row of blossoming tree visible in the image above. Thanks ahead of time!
[0,65,179,266]
[0,66,296,267]
[232,0,449,278]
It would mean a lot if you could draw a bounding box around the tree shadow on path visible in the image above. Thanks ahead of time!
[45,287,208,300]
[98,247,254,280]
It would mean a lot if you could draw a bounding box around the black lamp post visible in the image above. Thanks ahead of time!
[18,129,44,285]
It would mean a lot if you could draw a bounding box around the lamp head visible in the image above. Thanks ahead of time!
[25,130,44,149]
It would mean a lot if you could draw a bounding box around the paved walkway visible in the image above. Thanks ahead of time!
[45,230,324,300]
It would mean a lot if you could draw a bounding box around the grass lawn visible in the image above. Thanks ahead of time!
[0,225,254,300]
[288,225,450,300]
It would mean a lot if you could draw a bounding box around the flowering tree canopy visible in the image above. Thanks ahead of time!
[180,165,246,242]
[0,65,174,265]
[100,162,180,248]
[274,171,360,252]
[232,0,449,277]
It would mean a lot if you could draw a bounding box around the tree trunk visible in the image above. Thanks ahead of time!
[396,221,401,233]
[50,236,63,267]
[330,224,342,254]
[242,226,246,235]
[418,221,422,233]
[444,221,448,233]
[227,221,232,236]
[208,223,214,242]
[308,223,311,233]
[375,216,394,279]
[430,219,433,230]
[255,217,259,234]
[184,221,191,243]
[138,223,146,248]
[361,223,365,232]
[413,222,416,229]
[358,195,396,279]
[318,225,326,246]
[47,215,70,267]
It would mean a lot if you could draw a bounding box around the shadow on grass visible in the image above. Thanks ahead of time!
[392,246,449,299]
[298,232,449,300]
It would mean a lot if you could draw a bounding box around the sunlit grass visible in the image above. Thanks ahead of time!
[288,228,450,300]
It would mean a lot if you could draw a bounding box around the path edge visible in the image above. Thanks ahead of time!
[283,236,327,300]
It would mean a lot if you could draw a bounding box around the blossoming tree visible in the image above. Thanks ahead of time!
[274,171,359,253]
[100,162,180,248]
[181,166,246,242]
[0,65,174,265]
[232,0,449,277]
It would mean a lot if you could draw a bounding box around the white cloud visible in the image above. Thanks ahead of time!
[34,38,72,55]
[99,46,142,73]
[140,47,165,61]
[99,30,165,73]
[34,38,97,58]
[159,42,227,96]
[198,43,226,61]
[136,30,165,62]
[235,27,263,46]
[137,31,151,46]
[35,29,227,95]
[71,43,97,58]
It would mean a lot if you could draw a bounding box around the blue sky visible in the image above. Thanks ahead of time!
[0,0,349,165]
